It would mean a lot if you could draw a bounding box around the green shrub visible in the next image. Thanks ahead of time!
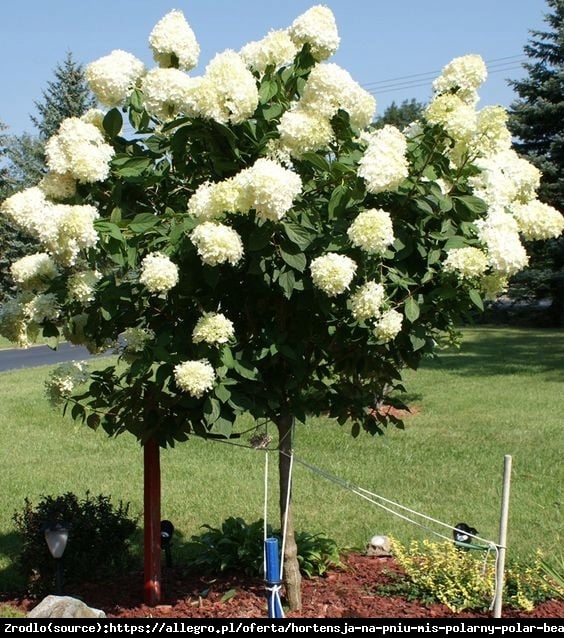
[185,516,342,578]
[387,537,555,612]
[13,491,138,594]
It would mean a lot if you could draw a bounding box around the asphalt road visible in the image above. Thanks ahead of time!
[0,342,104,372]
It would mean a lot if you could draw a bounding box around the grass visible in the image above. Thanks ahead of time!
[0,326,562,594]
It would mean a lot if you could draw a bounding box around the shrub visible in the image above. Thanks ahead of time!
[388,537,555,612]
[185,516,342,578]
[13,491,138,594]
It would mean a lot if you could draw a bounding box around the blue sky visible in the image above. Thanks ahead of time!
[1,0,547,136]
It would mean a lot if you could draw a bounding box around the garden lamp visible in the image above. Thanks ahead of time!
[160,520,174,568]
[44,523,69,595]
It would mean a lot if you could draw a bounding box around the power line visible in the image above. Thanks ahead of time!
[361,55,527,95]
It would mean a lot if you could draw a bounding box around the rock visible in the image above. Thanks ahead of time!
[365,534,392,557]
[27,595,106,618]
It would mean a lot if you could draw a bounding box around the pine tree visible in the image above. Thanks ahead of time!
[508,0,564,210]
[507,0,564,326]
[30,52,96,141]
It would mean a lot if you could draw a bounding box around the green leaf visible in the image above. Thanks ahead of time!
[214,383,232,404]
[95,221,124,241]
[279,245,306,272]
[234,360,259,381]
[328,184,349,219]
[453,195,488,216]
[282,222,314,250]
[129,89,144,112]
[220,589,237,603]
[278,269,296,298]
[112,156,153,178]
[404,297,420,323]
[103,109,123,139]
[299,152,330,172]
[203,397,221,424]
[258,78,278,104]
[129,213,159,234]
[469,288,484,311]
[211,416,233,438]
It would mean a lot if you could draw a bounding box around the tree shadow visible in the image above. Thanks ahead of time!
[427,328,564,380]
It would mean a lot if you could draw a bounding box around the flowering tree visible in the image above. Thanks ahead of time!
[1,6,563,609]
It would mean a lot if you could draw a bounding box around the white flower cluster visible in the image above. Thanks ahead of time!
[190,222,244,266]
[10,253,58,290]
[68,270,101,304]
[141,50,258,125]
[424,94,477,146]
[149,9,200,71]
[202,50,259,125]
[86,49,146,107]
[277,63,374,159]
[236,158,303,222]
[357,126,409,194]
[310,253,357,296]
[288,5,340,61]
[349,281,386,321]
[174,359,215,398]
[192,312,235,345]
[432,54,487,105]
[45,361,89,406]
[277,108,334,158]
[139,252,179,293]
[442,247,489,280]
[299,64,376,129]
[373,309,403,343]
[39,172,77,201]
[347,209,395,255]
[470,149,541,210]
[188,159,302,223]
[476,211,529,276]
[142,67,197,121]
[1,188,101,267]
[240,29,298,74]
[471,106,512,158]
[45,118,114,184]
[512,200,564,241]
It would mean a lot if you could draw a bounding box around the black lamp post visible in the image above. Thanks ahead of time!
[160,520,174,568]
[44,523,69,595]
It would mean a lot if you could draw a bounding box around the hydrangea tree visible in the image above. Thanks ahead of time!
[1,5,562,609]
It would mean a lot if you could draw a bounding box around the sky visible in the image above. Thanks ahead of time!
[0,0,548,136]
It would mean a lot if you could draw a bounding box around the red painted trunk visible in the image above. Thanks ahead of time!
[143,438,161,606]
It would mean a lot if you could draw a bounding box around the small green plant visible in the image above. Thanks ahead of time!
[294,530,344,578]
[540,553,564,600]
[387,537,555,612]
[13,491,138,594]
[185,517,342,578]
[0,604,26,618]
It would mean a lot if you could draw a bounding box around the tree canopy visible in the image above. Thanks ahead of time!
[1,6,562,444]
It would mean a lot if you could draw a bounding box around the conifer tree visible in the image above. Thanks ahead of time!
[31,52,96,141]
[507,0,564,324]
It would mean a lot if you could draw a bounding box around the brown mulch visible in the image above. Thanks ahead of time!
[2,553,562,618]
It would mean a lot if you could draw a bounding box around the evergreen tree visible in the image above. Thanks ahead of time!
[31,52,96,141]
[374,98,426,130]
[0,122,34,301]
[507,0,564,325]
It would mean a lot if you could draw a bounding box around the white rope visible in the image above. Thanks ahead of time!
[282,450,501,610]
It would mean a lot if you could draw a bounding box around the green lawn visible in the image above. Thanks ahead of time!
[0,326,562,593]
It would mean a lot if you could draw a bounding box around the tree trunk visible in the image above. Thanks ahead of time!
[143,438,162,606]
[275,410,302,611]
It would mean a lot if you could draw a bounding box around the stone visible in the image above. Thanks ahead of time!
[27,595,106,618]
[365,534,392,557]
